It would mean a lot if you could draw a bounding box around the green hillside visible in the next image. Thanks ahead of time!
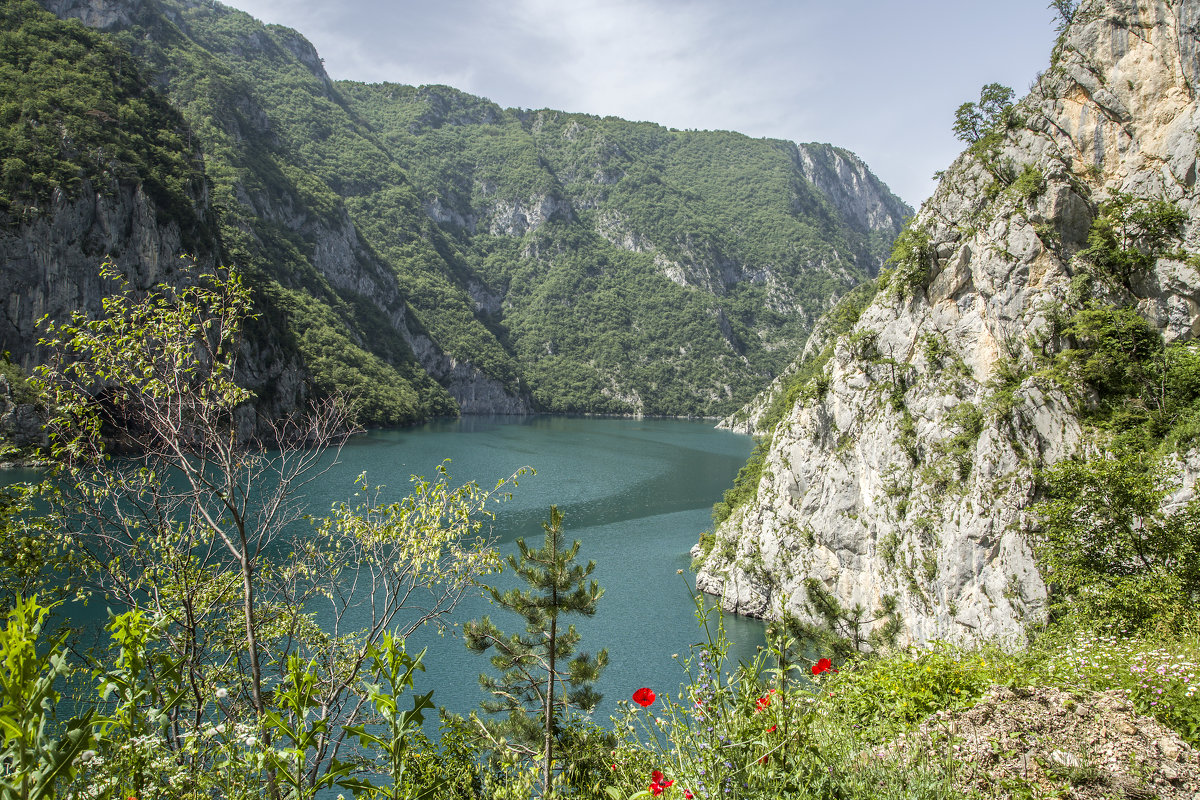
[7,0,909,421]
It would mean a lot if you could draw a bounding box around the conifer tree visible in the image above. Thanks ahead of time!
[464,505,607,792]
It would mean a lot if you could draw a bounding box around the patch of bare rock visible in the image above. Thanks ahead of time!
[885,686,1199,799]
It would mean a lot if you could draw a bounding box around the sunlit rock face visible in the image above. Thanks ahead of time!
[699,0,1200,646]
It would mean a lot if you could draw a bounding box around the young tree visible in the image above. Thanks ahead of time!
[1049,0,1079,34]
[34,259,522,796]
[952,83,1015,145]
[1079,191,1188,280]
[464,505,607,793]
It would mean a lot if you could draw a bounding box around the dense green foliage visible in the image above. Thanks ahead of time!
[0,0,457,424]
[332,82,902,415]
[0,0,205,230]
[1034,453,1200,631]
[3,0,907,422]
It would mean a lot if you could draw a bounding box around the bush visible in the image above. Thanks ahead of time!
[1079,191,1187,280]
[885,224,934,297]
[1033,452,1200,632]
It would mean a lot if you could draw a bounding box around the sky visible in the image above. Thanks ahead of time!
[222,0,1063,209]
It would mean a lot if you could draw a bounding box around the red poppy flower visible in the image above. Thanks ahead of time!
[649,770,675,796]
[811,657,833,675]
[633,687,656,707]
[766,725,777,733]
[755,694,770,712]
[684,791,694,800]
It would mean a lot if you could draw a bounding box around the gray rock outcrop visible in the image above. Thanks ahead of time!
[697,0,1200,645]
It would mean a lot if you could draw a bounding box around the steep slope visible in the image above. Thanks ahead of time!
[30,0,516,422]
[0,0,215,365]
[697,0,1200,644]
[15,0,910,422]
[340,82,911,415]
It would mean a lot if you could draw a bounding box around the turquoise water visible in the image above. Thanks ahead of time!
[306,415,765,722]
[13,415,765,726]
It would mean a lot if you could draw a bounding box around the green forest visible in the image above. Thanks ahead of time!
[4,0,1199,798]
[0,0,907,422]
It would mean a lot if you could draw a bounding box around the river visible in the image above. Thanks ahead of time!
[314,415,765,723]
[8,414,766,727]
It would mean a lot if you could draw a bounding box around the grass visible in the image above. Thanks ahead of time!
[594,604,1200,800]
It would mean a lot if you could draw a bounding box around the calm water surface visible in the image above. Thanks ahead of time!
[14,415,764,725]
[317,415,764,722]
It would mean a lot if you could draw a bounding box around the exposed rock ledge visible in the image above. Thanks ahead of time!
[696,0,1200,645]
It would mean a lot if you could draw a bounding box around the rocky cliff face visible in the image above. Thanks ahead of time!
[794,143,915,263]
[697,0,1200,645]
[0,179,213,369]
[32,0,532,419]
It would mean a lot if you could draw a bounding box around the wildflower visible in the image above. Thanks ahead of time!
[633,687,657,707]
[685,791,694,799]
[215,687,228,700]
[650,770,675,796]
[766,725,777,733]
[812,658,833,676]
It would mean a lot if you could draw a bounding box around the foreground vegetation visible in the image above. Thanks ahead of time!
[1,264,1193,800]
[3,579,1198,799]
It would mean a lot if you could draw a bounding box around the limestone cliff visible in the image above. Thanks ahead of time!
[698,0,1200,645]
[13,0,909,423]
[30,0,530,419]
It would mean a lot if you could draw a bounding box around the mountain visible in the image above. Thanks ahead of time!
[695,0,1200,644]
[2,0,910,426]
[340,83,910,414]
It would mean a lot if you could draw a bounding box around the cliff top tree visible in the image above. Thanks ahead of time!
[464,505,607,793]
[952,82,1015,146]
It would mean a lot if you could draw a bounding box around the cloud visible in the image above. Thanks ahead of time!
[220,0,1060,205]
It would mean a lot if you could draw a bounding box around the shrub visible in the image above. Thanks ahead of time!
[886,224,934,297]
[1033,452,1200,632]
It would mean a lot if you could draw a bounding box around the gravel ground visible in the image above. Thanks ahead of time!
[881,686,1200,799]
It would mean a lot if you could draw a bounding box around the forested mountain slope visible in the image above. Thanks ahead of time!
[341,83,910,413]
[698,0,1200,644]
[2,0,909,423]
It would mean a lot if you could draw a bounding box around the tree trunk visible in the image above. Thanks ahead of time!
[544,613,556,795]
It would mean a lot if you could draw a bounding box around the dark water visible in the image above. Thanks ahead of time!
[11,415,765,726]
[310,415,765,722]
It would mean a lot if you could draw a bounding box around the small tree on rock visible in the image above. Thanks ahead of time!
[464,505,607,793]
[953,83,1015,146]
